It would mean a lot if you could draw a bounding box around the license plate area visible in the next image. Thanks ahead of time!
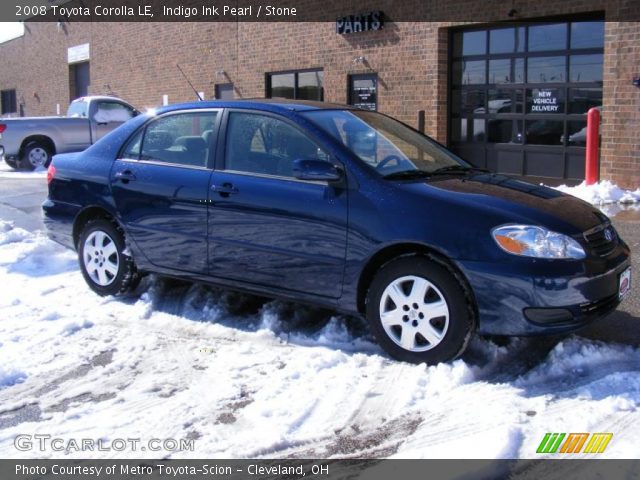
[619,267,631,300]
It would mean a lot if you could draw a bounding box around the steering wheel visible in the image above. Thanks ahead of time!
[376,155,405,171]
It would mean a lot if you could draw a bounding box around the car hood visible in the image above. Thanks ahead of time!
[414,173,607,235]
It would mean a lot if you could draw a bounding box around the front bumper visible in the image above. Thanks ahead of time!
[457,244,631,336]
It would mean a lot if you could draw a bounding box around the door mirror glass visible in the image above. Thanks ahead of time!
[293,159,341,182]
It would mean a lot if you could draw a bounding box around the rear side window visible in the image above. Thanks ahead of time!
[123,111,218,168]
[224,112,328,177]
[94,102,135,123]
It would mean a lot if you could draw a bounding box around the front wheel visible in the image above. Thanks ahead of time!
[20,142,52,170]
[78,219,140,296]
[366,256,474,364]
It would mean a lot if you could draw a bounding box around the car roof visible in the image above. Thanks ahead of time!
[155,98,357,115]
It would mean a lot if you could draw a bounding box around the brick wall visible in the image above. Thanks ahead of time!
[0,0,638,187]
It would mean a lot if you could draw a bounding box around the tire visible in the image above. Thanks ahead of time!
[20,142,52,170]
[365,256,474,365]
[78,219,140,296]
[4,157,18,170]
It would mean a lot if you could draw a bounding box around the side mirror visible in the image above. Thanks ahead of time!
[293,159,342,182]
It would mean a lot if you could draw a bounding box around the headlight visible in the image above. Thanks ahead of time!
[492,225,586,259]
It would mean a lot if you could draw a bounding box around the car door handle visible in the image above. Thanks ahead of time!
[114,170,137,183]
[211,183,238,196]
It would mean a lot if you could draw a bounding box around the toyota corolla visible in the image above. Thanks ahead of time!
[42,100,632,364]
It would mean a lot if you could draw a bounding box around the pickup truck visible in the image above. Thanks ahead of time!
[0,96,138,170]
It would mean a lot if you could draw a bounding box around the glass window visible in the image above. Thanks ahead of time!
[269,73,295,99]
[489,59,512,84]
[528,23,567,52]
[298,71,324,101]
[568,88,602,114]
[527,88,565,114]
[453,30,486,57]
[1,89,17,114]
[527,56,566,83]
[122,129,143,159]
[452,118,485,143]
[570,54,603,83]
[567,121,588,146]
[267,70,323,101]
[140,111,217,167]
[490,28,515,54]
[349,74,377,111]
[94,102,135,123]
[451,89,485,115]
[514,58,525,83]
[571,21,604,49]
[453,60,486,85]
[488,89,523,113]
[487,120,523,143]
[525,120,564,145]
[225,112,327,177]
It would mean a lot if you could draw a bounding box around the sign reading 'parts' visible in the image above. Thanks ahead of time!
[336,11,384,34]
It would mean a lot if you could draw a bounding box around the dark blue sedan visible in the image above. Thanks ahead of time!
[42,100,632,364]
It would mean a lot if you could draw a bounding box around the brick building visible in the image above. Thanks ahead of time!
[0,1,638,187]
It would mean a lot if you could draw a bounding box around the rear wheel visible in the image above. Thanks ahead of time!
[78,219,140,296]
[20,142,52,170]
[366,256,474,364]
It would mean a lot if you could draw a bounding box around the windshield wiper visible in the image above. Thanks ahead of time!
[382,170,434,180]
[430,165,489,175]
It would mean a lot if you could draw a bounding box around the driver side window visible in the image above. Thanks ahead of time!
[225,112,328,177]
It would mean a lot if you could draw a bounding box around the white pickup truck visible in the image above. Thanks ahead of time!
[0,96,138,170]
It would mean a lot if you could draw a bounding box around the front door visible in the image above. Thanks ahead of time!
[110,109,220,273]
[208,110,348,298]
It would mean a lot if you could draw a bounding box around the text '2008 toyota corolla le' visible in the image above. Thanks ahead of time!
[42,100,632,364]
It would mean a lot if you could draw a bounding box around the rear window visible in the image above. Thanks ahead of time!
[67,100,88,118]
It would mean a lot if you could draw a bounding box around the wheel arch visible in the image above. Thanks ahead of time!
[72,205,122,250]
[356,243,478,324]
[20,135,56,157]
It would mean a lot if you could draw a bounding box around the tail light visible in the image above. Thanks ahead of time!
[47,164,56,184]
[0,124,6,134]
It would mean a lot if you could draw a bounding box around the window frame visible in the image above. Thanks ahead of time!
[118,108,222,170]
[1,89,17,115]
[265,69,324,101]
[216,108,338,183]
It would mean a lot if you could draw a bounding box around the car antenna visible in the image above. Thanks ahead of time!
[176,63,203,101]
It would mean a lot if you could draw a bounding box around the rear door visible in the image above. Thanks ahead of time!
[110,109,220,273]
[207,109,348,298]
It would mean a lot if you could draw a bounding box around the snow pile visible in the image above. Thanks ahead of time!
[0,222,639,460]
[0,161,47,178]
[554,180,640,206]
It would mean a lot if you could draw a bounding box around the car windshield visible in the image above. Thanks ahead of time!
[300,109,470,177]
[67,100,88,117]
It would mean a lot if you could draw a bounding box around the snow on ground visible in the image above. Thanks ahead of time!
[553,181,640,206]
[0,221,639,460]
[0,160,47,178]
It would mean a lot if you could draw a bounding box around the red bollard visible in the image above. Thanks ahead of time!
[585,107,600,185]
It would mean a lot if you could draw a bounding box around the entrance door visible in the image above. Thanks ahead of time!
[449,19,604,182]
[71,62,90,99]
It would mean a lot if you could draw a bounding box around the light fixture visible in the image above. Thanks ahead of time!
[353,56,366,65]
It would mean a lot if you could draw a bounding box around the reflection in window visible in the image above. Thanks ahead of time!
[453,60,486,85]
[489,59,511,84]
[527,56,566,83]
[514,58,525,83]
[453,118,485,142]
[568,88,602,114]
[451,89,485,115]
[528,24,567,52]
[267,70,323,100]
[453,30,486,56]
[571,22,604,49]
[490,28,514,54]
[488,120,523,143]
[488,89,523,113]
[570,54,603,83]
[525,120,564,145]
[567,121,588,146]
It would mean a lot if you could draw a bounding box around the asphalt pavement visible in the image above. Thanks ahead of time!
[0,172,638,344]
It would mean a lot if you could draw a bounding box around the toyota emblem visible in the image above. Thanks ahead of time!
[604,228,613,242]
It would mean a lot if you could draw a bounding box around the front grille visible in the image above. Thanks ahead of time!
[583,223,618,257]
